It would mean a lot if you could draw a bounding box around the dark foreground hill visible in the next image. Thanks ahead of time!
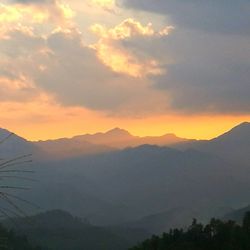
[130,212,250,250]
[3,210,149,250]
[0,224,41,250]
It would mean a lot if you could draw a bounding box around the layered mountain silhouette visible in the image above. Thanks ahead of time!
[175,122,250,165]
[1,122,250,234]
[33,128,188,158]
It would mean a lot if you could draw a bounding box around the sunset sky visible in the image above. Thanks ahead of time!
[0,0,249,141]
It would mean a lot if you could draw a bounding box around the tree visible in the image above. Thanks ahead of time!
[129,212,250,250]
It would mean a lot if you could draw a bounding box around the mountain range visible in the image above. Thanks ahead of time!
[0,122,250,234]
[33,128,188,159]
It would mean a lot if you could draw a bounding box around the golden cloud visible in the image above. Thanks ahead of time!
[90,18,173,77]
[91,18,174,40]
[91,42,164,77]
[89,0,116,11]
[0,2,75,30]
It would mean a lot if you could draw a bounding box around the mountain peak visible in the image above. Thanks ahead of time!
[235,122,250,129]
[106,127,131,136]
[226,122,250,134]
[214,121,250,142]
[0,127,27,142]
[0,127,13,136]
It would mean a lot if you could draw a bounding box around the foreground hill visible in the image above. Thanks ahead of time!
[130,212,250,250]
[3,210,149,250]
[0,224,41,250]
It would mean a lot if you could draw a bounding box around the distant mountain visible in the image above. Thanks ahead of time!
[34,138,115,159]
[21,144,249,227]
[72,128,188,148]
[1,122,250,233]
[34,128,188,159]
[208,122,250,163]
[0,126,189,160]
[4,210,149,250]
[175,122,250,165]
[0,128,35,157]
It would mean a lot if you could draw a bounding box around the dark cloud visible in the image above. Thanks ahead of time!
[124,0,250,35]
[152,29,250,114]
[156,62,250,114]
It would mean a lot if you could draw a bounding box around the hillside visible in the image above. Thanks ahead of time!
[129,213,250,250]
[19,144,248,228]
[0,223,41,250]
[3,210,149,250]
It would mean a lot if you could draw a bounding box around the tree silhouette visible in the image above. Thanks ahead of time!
[130,213,250,250]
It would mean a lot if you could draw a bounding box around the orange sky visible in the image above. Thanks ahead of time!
[0,1,249,141]
[1,101,249,141]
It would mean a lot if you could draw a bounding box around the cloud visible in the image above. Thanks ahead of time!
[0,76,39,102]
[152,29,250,114]
[123,0,250,36]
[90,18,173,77]
[2,0,249,117]
[0,1,74,29]
[88,0,116,12]
[0,27,45,55]
[0,25,169,115]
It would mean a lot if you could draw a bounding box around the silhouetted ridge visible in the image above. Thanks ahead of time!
[105,127,132,136]
[214,121,250,141]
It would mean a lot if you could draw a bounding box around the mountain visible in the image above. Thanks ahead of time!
[33,138,115,159]
[174,122,250,165]
[1,122,250,233]
[0,128,35,158]
[0,126,188,160]
[34,128,188,159]
[207,122,250,164]
[72,128,188,148]
[3,210,149,250]
[19,144,249,228]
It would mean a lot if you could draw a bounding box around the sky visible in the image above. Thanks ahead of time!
[0,0,250,140]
